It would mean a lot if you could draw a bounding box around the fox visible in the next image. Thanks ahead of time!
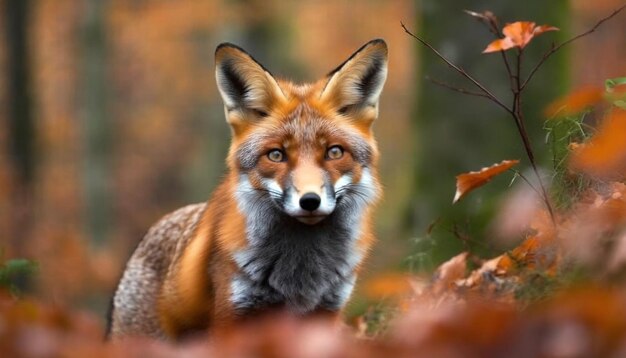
[108,39,388,340]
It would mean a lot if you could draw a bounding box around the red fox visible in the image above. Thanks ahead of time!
[108,39,388,340]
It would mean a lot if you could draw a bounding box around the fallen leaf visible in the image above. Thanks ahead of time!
[570,108,626,179]
[460,256,504,288]
[431,252,468,295]
[453,160,520,203]
[483,21,559,53]
[362,273,414,300]
[559,182,626,266]
[545,87,605,118]
[498,236,540,273]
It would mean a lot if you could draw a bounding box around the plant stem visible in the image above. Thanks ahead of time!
[400,22,512,115]
[521,4,626,90]
[512,97,556,223]
[513,49,556,223]
[402,5,625,223]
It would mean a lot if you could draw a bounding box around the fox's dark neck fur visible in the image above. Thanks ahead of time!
[231,180,364,314]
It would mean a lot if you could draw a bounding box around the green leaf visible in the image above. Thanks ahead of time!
[4,259,38,275]
[605,77,626,109]
[0,258,38,295]
[605,77,626,91]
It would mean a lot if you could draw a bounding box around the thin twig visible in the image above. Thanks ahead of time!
[404,6,624,226]
[426,76,492,99]
[520,4,626,90]
[513,48,556,222]
[500,51,515,90]
[510,169,540,196]
[401,22,513,115]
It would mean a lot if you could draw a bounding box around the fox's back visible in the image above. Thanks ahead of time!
[109,203,206,338]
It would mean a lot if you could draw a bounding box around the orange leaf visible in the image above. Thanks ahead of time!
[453,160,520,203]
[483,21,559,53]
[431,252,468,294]
[544,87,604,118]
[533,24,560,36]
[497,236,541,272]
[483,38,517,53]
[570,108,626,179]
[362,273,414,300]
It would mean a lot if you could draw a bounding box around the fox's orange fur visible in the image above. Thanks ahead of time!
[109,39,388,340]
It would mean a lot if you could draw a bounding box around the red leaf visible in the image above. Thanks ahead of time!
[453,160,520,203]
[483,21,559,53]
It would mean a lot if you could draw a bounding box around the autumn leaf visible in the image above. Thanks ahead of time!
[570,108,626,179]
[453,160,520,203]
[431,252,467,294]
[498,236,540,273]
[457,256,510,294]
[362,273,414,300]
[544,87,604,118]
[483,21,559,53]
[463,10,498,29]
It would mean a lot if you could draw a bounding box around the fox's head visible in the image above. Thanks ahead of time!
[215,40,387,225]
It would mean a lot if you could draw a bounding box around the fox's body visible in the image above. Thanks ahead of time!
[110,39,388,340]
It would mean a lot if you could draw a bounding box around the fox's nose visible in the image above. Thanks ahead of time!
[299,192,321,211]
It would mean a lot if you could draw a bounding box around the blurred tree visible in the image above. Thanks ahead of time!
[410,0,570,265]
[185,0,301,203]
[4,0,34,256]
[81,0,111,246]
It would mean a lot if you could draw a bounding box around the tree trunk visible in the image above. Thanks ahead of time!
[4,0,35,257]
[81,0,110,247]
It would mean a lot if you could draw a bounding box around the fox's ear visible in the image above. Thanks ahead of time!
[215,43,286,126]
[320,39,388,121]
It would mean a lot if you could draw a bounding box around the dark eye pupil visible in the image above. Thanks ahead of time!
[327,146,343,159]
[269,150,283,162]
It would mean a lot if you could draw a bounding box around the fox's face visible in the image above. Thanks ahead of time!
[215,40,387,225]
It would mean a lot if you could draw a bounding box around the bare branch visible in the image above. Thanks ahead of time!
[521,4,626,90]
[426,76,492,99]
[401,21,513,115]
[510,169,541,197]
[500,50,515,89]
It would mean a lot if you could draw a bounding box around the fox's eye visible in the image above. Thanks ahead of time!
[267,149,285,162]
[326,145,344,160]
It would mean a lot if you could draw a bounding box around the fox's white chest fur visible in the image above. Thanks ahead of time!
[230,171,377,314]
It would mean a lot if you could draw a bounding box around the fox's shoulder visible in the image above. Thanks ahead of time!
[110,203,207,338]
[131,203,207,274]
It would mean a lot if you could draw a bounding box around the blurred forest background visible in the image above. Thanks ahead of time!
[0,0,624,320]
